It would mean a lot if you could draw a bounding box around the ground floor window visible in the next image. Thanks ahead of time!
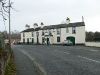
[32,38,34,43]
[42,37,45,44]
[27,38,29,44]
[23,38,25,43]
[57,37,60,42]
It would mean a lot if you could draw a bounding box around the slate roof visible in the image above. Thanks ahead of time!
[21,22,85,32]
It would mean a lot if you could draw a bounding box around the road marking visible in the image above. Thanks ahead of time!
[90,50,99,52]
[64,52,70,54]
[19,50,47,75]
[78,55,100,64]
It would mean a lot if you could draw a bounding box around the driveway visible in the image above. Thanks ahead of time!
[12,45,100,75]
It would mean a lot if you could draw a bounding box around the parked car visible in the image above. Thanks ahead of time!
[62,40,73,46]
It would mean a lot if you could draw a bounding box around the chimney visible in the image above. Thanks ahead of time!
[25,24,30,29]
[66,17,70,24]
[82,16,84,22]
[40,22,44,28]
[33,23,38,29]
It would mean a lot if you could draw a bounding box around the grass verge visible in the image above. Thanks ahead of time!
[4,52,16,75]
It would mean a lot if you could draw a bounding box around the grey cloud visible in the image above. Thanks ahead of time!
[0,0,100,31]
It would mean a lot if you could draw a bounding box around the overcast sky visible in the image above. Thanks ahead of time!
[0,0,100,32]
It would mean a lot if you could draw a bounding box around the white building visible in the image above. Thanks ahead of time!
[20,22,85,45]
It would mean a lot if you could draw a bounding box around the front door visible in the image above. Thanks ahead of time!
[27,38,29,44]
[47,38,49,45]
[67,36,75,45]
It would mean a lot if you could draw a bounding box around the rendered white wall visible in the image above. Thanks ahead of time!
[85,42,100,47]
[61,26,85,44]
[20,26,85,44]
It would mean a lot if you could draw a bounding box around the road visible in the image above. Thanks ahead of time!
[12,45,100,75]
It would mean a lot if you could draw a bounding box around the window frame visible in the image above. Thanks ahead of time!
[32,38,34,43]
[32,32,34,37]
[36,32,39,36]
[57,37,60,42]
[57,28,61,35]
[23,38,25,43]
[42,30,44,36]
[23,33,25,37]
[72,27,76,34]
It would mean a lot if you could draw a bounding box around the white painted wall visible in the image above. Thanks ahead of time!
[38,30,42,44]
[76,26,85,44]
[85,42,100,47]
[61,26,85,44]
[20,26,85,45]
[20,33,23,43]
[25,32,32,43]
[20,32,33,43]
[34,31,37,44]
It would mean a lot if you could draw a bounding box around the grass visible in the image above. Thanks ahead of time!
[4,52,16,75]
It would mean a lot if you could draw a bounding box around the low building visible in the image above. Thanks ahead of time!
[20,22,85,45]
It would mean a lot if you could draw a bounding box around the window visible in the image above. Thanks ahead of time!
[42,31,44,36]
[66,27,69,33]
[32,38,34,43]
[57,37,60,42]
[36,32,39,36]
[23,33,25,37]
[72,27,76,34]
[42,37,45,44]
[27,38,29,44]
[32,32,34,37]
[57,29,60,35]
[49,30,52,35]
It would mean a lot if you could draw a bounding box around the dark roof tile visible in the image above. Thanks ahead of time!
[21,22,85,32]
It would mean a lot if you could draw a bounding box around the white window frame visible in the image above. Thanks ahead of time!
[72,27,76,34]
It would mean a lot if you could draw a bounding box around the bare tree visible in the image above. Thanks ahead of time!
[0,0,13,29]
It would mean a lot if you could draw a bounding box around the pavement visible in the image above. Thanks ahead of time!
[12,45,100,75]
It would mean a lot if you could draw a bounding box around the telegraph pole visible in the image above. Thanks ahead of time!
[8,0,11,50]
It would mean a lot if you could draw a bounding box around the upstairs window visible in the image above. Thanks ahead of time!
[66,27,69,33]
[32,32,34,37]
[23,38,25,43]
[57,29,60,35]
[72,27,76,34]
[42,31,44,36]
[49,30,52,35]
[36,32,39,36]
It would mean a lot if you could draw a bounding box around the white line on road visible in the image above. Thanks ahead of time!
[64,52,70,54]
[78,55,100,64]
[19,50,47,75]
[90,49,99,52]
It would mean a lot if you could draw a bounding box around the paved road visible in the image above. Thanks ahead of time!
[13,46,37,75]
[12,45,100,75]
